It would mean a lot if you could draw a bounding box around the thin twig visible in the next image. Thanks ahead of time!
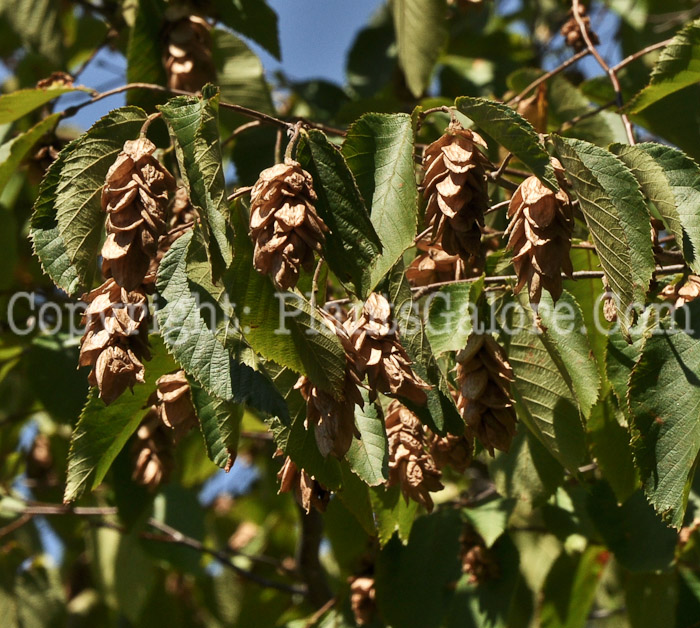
[611,38,673,73]
[285,122,304,162]
[0,513,33,537]
[490,153,514,183]
[221,120,263,147]
[484,199,511,215]
[227,186,253,202]
[310,259,325,310]
[556,99,616,133]
[304,598,337,628]
[571,0,635,144]
[508,49,590,105]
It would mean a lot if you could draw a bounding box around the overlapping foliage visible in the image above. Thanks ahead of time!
[2,1,700,627]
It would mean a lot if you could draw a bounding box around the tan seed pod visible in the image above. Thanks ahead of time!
[101,138,175,291]
[249,160,328,290]
[560,4,599,52]
[455,333,517,455]
[422,122,491,268]
[349,576,377,626]
[276,454,330,514]
[406,235,465,287]
[163,15,215,93]
[345,293,431,404]
[505,159,574,305]
[386,401,443,511]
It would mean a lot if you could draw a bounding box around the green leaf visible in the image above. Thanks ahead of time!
[297,129,382,296]
[159,88,233,280]
[337,461,376,535]
[190,380,242,470]
[626,20,700,114]
[535,291,601,418]
[503,297,588,473]
[625,572,678,628]
[391,0,448,98]
[126,0,168,112]
[611,142,700,275]
[31,106,148,296]
[375,509,462,628]
[211,0,280,60]
[387,260,465,435]
[0,86,82,124]
[212,29,275,116]
[586,485,677,572]
[455,96,557,188]
[489,429,565,507]
[606,308,655,405]
[29,137,82,294]
[227,205,347,397]
[154,229,287,419]
[587,394,639,505]
[369,484,419,546]
[345,391,389,486]
[461,498,515,548]
[266,367,342,489]
[424,279,483,355]
[0,0,62,62]
[342,113,418,290]
[628,323,700,528]
[64,336,178,503]
[0,113,59,197]
[539,547,605,628]
[552,136,654,336]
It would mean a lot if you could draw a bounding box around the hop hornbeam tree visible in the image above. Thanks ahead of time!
[2,0,700,626]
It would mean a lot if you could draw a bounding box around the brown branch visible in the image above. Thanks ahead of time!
[571,0,635,144]
[508,49,590,105]
[3,500,306,596]
[296,506,332,609]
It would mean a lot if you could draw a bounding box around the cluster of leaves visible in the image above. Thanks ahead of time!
[3,0,700,627]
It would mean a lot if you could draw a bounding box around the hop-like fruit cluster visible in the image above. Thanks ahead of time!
[406,236,464,287]
[505,160,574,305]
[101,138,175,291]
[132,371,198,489]
[345,293,430,404]
[350,576,377,626]
[163,15,215,93]
[386,401,443,511]
[79,279,150,404]
[428,429,474,473]
[422,122,491,268]
[561,4,599,52]
[456,333,517,455]
[249,160,328,290]
[460,526,499,584]
[661,275,700,308]
[277,454,330,514]
[80,139,175,404]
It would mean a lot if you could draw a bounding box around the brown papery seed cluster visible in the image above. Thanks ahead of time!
[163,14,215,93]
[560,4,599,52]
[132,371,198,489]
[277,454,330,514]
[428,429,474,473]
[386,401,443,511]
[349,576,377,626]
[456,333,517,455]
[249,160,328,290]
[661,275,700,308]
[79,138,175,404]
[406,235,465,287]
[345,293,431,404]
[422,122,491,269]
[505,160,574,305]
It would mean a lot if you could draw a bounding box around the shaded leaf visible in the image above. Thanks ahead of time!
[0,113,59,198]
[392,0,448,98]
[424,279,483,355]
[369,484,418,546]
[190,380,242,470]
[298,129,382,296]
[343,113,418,291]
[626,20,700,114]
[31,106,148,296]
[64,336,178,503]
[346,391,389,486]
[159,87,233,280]
[628,323,700,528]
[155,229,287,419]
[211,0,280,60]
[456,96,557,188]
[552,136,654,336]
[611,142,700,275]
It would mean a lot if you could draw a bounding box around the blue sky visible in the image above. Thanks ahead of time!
[62,0,384,129]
